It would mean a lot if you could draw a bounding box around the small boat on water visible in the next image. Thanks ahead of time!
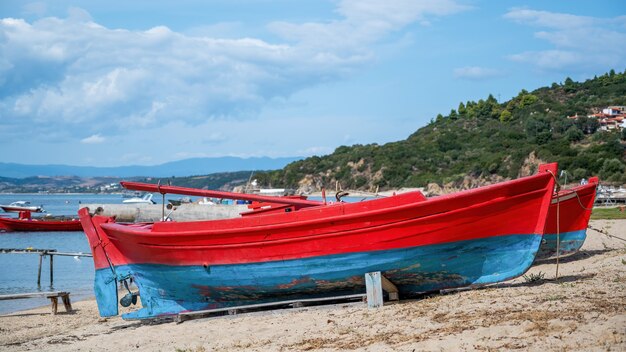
[0,211,82,232]
[536,176,599,260]
[122,193,156,204]
[0,201,44,213]
[79,163,557,320]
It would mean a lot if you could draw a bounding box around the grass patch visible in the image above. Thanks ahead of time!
[523,272,545,283]
[591,207,626,220]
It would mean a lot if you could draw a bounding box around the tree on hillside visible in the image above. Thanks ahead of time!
[256,70,626,190]
[575,117,600,134]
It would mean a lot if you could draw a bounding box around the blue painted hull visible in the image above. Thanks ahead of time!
[536,229,586,260]
[98,234,542,319]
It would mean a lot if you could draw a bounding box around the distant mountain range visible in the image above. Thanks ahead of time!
[0,156,302,178]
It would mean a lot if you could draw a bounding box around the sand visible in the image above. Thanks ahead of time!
[1,219,625,351]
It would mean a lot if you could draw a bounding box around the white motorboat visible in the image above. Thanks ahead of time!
[0,201,45,213]
[122,193,156,204]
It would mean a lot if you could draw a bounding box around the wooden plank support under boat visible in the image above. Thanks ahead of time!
[174,293,367,323]
[365,271,399,308]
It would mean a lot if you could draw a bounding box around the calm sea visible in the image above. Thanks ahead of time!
[0,193,123,314]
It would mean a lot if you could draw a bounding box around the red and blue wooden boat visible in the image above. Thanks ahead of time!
[79,163,557,320]
[536,177,599,260]
[0,212,82,232]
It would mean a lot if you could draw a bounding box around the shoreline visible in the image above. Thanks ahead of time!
[1,219,624,351]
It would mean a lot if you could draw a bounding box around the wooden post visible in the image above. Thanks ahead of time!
[162,193,165,221]
[37,253,43,286]
[61,293,72,312]
[49,254,54,286]
[365,272,383,308]
[50,296,59,315]
[365,271,399,308]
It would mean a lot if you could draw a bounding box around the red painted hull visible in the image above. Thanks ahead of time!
[0,216,83,232]
[82,163,557,271]
[536,177,599,259]
[545,178,598,235]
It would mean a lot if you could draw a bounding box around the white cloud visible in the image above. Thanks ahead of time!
[269,0,469,52]
[81,134,105,144]
[0,1,469,143]
[503,8,595,29]
[504,8,626,72]
[337,0,469,25]
[453,66,500,80]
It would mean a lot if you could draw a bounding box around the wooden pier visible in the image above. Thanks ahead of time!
[0,248,92,286]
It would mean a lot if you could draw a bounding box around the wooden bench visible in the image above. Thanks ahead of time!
[0,291,72,315]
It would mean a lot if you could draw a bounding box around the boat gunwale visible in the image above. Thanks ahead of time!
[101,172,554,239]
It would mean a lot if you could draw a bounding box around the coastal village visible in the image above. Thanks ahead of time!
[569,105,626,131]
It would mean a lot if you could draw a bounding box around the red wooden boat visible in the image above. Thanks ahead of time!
[79,163,557,320]
[537,177,599,259]
[0,211,82,232]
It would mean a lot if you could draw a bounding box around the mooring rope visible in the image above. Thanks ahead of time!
[547,170,561,280]
[571,188,594,211]
[588,225,626,243]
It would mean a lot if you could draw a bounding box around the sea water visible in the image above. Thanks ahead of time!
[0,193,123,314]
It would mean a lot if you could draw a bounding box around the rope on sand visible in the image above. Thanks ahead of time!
[587,225,626,243]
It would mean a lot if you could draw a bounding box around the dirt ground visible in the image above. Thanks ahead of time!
[1,219,625,351]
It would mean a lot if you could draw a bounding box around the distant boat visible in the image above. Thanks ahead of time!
[0,201,44,213]
[79,163,557,320]
[245,179,294,196]
[0,212,82,232]
[536,176,599,260]
[122,194,156,204]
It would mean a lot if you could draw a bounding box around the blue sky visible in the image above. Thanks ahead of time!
[1,1,625,167]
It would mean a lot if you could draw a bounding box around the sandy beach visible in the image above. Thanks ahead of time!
[1,219,624,351]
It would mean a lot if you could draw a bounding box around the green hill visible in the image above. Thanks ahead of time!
[255,70,626,192]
